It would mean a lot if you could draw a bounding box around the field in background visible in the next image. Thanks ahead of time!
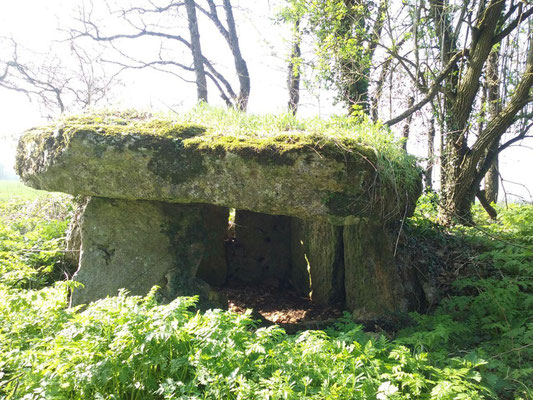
[0,180,49,200]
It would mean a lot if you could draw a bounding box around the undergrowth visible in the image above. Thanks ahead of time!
[0,195,73,289]
[400,193,533,398]
[0,194,531,399]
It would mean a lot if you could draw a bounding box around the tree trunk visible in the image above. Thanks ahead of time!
[221,0,250,111]
[401,96,415,150]
[202,0,250,110]
[484,156,499,204]
[484,49,502,204]
[287,18,301,115]
[438,0,506,224]
[339,0,368,112]
[425,117,435,190]
[338,0,386,114]
[185,0,208,103]
[371,57,391,122]
[429,0,460,210]
[440,34,533,224]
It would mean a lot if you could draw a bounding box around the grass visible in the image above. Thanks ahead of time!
[0,180,50,201]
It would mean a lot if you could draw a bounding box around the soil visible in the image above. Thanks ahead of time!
[218,281,344,334]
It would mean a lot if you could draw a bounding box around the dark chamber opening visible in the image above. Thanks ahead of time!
[204,208,344,332]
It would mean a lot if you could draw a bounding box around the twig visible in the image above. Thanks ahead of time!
[489,343,533,359]
[394,195,410,256]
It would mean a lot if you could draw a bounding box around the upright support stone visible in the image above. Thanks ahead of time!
[289,219,311,296]
[70,198,227,307]
[195,205,230,286]
[64,196,90,268]
[343,220,408,318]
[290,218,344,305]
[227,210,291,284]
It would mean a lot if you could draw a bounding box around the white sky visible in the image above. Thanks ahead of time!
[0,0,531,202]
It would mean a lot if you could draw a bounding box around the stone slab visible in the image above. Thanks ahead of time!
[227,210,291,284]
[70,198,226,307]
[290,218,344,304]
[16,116,421,224]
[194,205,229,286]
[343,220,408,318]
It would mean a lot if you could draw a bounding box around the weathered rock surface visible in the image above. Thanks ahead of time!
[71,198,226,307]
[290,219,344,305]
[194,205,230,286]
[343,220,408,318]
[64,196,89,268]
[16,116,420,224]
[227,210,291,284]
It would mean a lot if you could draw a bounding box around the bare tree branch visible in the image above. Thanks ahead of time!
[493,5,533,44]
[71,0,248,109]
[0,36,118,116]
[384,50,465,126]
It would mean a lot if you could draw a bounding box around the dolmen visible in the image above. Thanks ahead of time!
[16,111,422,319]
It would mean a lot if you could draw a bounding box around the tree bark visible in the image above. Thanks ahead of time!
[221,0,250,110]
[429,0,462,211]
[199,0,250,110]
[401,96,415,150]
[425,117,435,189]
[438,0,507,224]
[484,154,499,204]
[287,18,301,115]
[338,0,386,113]
[185,0,208,103]
[484,49,502,204]
[371,57,391,122]
[440,34,533,224]
[476,189,498,220]
[338,0,368,112]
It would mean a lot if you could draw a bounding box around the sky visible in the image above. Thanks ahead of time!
[0,0,531,202]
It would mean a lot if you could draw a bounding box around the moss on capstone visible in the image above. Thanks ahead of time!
[146,137,207,185]
[18,110,387,181]
[42,110,207,139]
[18,107,416,178]
[19,108,386,162]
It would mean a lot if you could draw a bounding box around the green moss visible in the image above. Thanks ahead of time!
[148,138,207,185]
[60,115,206,139]
[22,108,396,168]
[187,134,305,166]
[323,190,385,220]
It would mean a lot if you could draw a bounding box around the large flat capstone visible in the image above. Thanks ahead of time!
[16,113,420,225]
